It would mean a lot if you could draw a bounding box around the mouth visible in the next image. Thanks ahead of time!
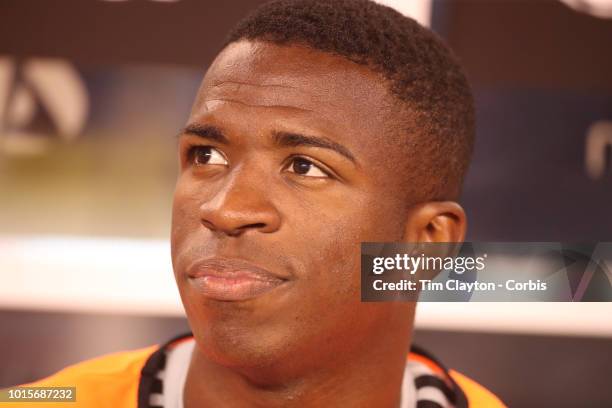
[186,258,290,302]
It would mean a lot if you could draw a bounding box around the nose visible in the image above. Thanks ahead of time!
[199,169,282,237]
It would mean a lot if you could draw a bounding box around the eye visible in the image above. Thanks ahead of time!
[189,146,228,166]
[287,157,329,178]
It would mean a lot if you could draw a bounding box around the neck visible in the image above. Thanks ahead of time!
[184,316,414,407]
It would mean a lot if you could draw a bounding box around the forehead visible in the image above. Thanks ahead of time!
[192,41,402,150]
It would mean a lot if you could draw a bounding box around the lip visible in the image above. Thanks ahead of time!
[186,258,290,302]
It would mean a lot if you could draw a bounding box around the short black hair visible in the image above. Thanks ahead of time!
[226,0,475,201]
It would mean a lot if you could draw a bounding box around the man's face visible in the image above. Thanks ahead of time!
[171,41,415,376]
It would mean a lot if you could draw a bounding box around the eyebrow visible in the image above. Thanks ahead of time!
[273,131,356,163]
[181,124,229,144]
[181,124,356,163]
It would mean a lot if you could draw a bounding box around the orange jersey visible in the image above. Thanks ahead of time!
[3,333,505,408]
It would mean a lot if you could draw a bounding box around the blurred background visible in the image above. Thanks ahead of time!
[1,0,611,406]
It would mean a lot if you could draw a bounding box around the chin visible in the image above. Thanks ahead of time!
[193,318,300,373]
[185,298,292,357]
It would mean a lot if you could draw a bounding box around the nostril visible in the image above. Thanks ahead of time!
[201,219,216,231]
[235,223,268,234]
[200,219,270,236]
[226,224,266,237]
[245,223,267,230]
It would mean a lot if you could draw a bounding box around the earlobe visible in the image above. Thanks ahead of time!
[402,201,467,243]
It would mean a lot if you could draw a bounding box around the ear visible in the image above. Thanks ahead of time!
[402,201,467,243]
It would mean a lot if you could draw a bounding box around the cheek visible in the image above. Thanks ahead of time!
[170,176,203,264]
[295,193,404,296]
